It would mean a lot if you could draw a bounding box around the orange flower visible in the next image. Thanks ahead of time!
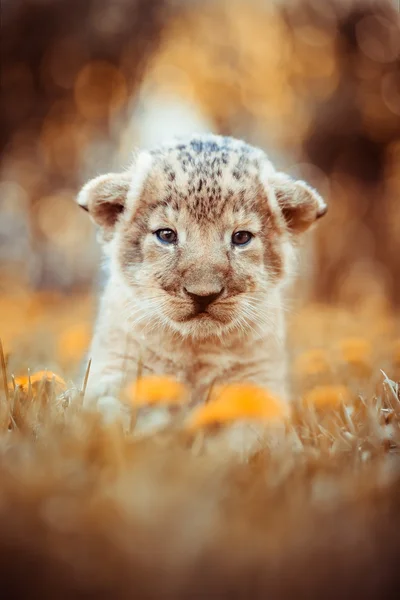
[338,337,372,366]
[12,370,66,394]
[187,383,289,429]
[302,385,351,410]
[127,376,187,406]
[294,349,331,377]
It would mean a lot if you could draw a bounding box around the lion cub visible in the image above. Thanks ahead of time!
[77,135,327,421]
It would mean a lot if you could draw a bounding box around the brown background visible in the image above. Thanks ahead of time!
[1,0,399,306]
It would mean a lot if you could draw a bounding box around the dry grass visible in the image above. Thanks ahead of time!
[0,294,400,598]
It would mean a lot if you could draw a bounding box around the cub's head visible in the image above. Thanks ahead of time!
[78,135,327,340]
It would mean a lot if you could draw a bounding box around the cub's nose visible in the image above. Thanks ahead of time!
[184,288,224,313]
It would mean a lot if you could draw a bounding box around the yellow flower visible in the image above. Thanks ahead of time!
[302,385,351,410]
[128,376,187,406]
[12,370,66,394]
[338,337,372,366]
[294,349,331,377]
[187,383,289,429]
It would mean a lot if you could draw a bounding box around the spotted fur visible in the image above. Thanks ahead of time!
[77,134,327,422]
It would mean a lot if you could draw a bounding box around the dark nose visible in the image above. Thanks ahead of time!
[184,288,224,312]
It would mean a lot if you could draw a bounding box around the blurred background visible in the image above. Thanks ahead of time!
[1,0,400,374]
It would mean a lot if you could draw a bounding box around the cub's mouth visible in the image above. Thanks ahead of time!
[186,304,233,325]
[160,291,237,327]
[188,310,214,320]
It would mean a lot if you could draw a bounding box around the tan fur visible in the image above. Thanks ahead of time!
[77,135,327,420]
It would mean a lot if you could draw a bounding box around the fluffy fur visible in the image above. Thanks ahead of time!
[77,135,327,418]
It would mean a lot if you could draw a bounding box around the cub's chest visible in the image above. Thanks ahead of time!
[139,341,242,387]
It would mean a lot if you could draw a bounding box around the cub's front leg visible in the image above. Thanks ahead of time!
[82,322,139,426]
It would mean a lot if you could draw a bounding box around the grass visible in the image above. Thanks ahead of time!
[0,293,399,598]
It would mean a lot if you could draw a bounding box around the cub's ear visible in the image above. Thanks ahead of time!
[270,172,327,234]
[77,172,131,231]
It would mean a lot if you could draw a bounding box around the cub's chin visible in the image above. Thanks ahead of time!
[170,318,230,341]
[166,309,240,341]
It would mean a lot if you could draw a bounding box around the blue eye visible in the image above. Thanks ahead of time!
[232,231,253,246]
[155,229,177,244]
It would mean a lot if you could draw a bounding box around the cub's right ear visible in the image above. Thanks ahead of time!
[77,172,131,232]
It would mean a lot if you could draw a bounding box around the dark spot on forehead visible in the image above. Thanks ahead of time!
[190,139,203,153]
[149,135,267,222]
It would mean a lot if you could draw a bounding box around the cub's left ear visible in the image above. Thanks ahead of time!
[270,173,327,234]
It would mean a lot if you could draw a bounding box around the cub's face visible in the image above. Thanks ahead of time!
[119,195,280,339]
[78,136,327,340]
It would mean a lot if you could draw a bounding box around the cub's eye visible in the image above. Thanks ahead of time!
[155,228,178,244]
[232,231,253,246]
